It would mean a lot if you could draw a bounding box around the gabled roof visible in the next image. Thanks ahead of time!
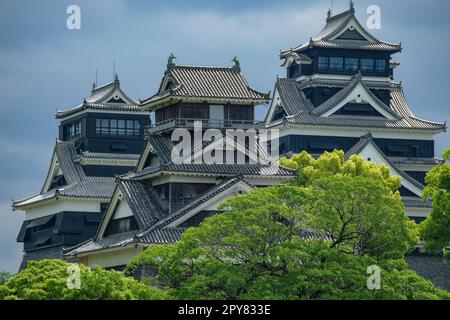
[12,141,122,209]
[280,5,401,58]
[344,133,425,193]
[135,134,297,179]
[115,178,167,230]
[266,76,446,133]
[65,176,253,256]
[55,75,144,119]
[140,65,269,110]
[141,175,251,231]
[311,73,401,119]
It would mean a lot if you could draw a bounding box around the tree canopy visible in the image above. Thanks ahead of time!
[126,151,447,300]
[420,147,450,257]
[0,260,170,300]
[280,150,418,259]
[126,186,447,300]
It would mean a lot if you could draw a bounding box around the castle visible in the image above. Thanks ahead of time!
[12,4,449,289]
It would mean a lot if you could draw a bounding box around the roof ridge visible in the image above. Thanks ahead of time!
[137,175,249,235]
[173,64,234,70]
[326,8,353,23]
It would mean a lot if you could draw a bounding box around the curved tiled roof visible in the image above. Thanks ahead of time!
[12,141,131,209]
[344,133,425,191]
[141,65,269,108]
[55,75,143,119]
[270,77,446,132]
[115,178,167,230]
[280,6,401,58]
[311,73,401,119]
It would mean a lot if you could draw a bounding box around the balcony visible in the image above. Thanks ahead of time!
[145,118,262,135]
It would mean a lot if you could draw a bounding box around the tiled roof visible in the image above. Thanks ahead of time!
[78,151,141,161]
[134,162,296,179]
[116,178,167,230]
[141,175,250,231]
[138,228,184,244]
[12,141,117,208]
[64,232,137,256]
[344,134,425,190]
[55,76,143,119]
[141,65,269,108]
[136,134,297,179]
[402,196,432,209]
[311,73,401,119]
[280,7,401,58]
[389,157,444,166]
[65,176,251,255]
[271,77,446,132]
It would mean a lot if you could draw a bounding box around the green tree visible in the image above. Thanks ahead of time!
[126,153,446,300]
[0,272,11,285]
[0,259,171,300]
[420,147,450,257]
[280,150,418,258]
[126,186,448,299]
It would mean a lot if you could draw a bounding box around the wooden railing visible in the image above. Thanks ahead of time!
[145,118,262,135]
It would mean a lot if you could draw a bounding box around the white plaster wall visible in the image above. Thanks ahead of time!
[23,199,101,221]
[85,246,143,268]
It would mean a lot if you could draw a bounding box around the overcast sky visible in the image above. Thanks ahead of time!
[0,0,449,273]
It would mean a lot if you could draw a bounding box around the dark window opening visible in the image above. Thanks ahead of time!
[345,58,359,71]
[334,103,384,117]
[288,63,301,78]
[49,174,67,190]
[66,121,81,140]
[360,59,375,72]
[105,216,138,236]
[318,57,328,70]
[375,59,387,73]
[96,119,141,136]
[329,57,344,71]
[272,105,286,121]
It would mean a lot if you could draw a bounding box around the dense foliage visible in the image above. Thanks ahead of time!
[0,272,11,285]
[0,259,170,300]
[126,187,447,299]
[280,150,418,258]
[126,151,448,300]
[420,147,450,257]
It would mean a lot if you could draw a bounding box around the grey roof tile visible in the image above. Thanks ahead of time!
[272,77,446,132]
[13,141,117,208]
[116,178,167,230]
[55,76,143,118]
[281,7,401,57]
[141,65,269,106]
[311,73,401,120]
[402,196,432,209]
[141,175,250,231]
[344,134,425,190]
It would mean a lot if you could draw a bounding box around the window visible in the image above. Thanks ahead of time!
[134,121,140,135]
[105,217,138,236]
[101,119,109,134]
[345,58,359,71]
[288,64,300,78]
[375,59,386,72]
[329,57,344,70]
[67,121,81,139]
[126,120,134,136]
[118,120,125,135]
[96,119,141,136]
[318,57,328,70]
[360,59,374,72]
[110,119,118,135]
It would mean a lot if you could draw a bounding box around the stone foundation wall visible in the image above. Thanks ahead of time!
[406,256,450,291]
